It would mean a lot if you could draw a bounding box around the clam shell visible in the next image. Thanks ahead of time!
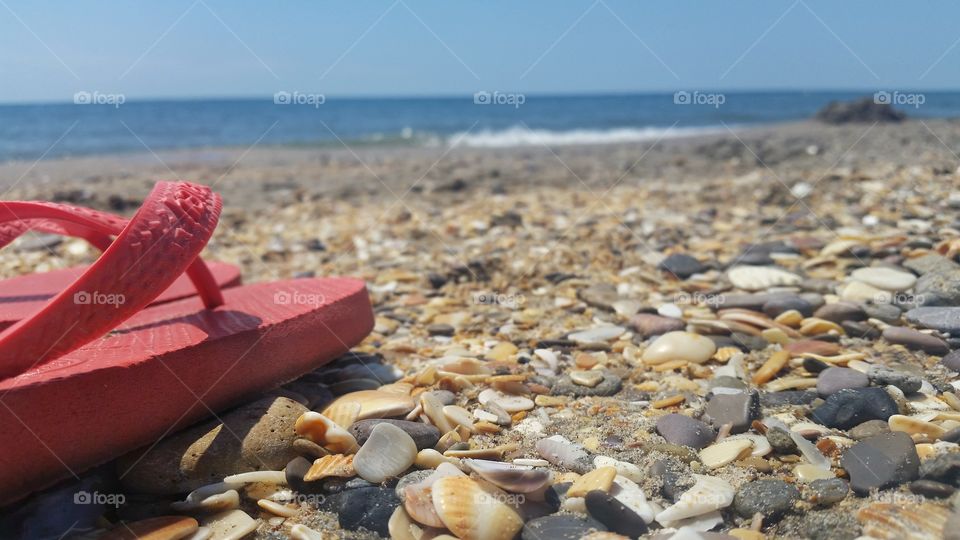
[354,423,418,483]
[655,474,734,524]
[889,414,946,440]
[858,502,950,540]
[200,510,258,540]
[698,439,753,469]
[403,462,465,528]
[431,476,524,540]
[294,412,360,454]
[257,498,298,518]
[388,506,421,540]
[478,388,534,413]
[442,405,476,432]
[304,454,355,481]
[593,456,643,483]
[171,489,240,513]
[322,390,416,426]
[725,434,772,457]
[462,459,550,493]
[567,466,616,497]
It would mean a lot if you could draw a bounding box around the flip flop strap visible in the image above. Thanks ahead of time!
[0,205,223,308]
[0,182,223,379]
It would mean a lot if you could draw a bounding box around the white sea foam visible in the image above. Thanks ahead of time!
[447,125,724,148]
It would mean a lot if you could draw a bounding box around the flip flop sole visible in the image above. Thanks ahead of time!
[0,277,371,503]
[0,262,242,330]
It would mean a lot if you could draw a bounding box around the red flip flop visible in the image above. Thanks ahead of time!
[0,182,373,503]
[0,206,241,331]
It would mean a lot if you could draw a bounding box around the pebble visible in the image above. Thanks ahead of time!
[659,253,706,279]
[732,479,799,519]
[536,436,594,474]
[905,307,960,335]
[848,419,891,440]
[904,253,958,275]
[808,478,848,505]
[919,453,960,486]
[655,414,716,449]
[704,390,760,433]
[841,320,880,339]
[766,427,798,454]
[568,325,626,344]
[909,479,955,498]
[850,266,916,291]
[794,463,835,482]
[331,486,399,537]
[813,302,866,323]
[763,295,815,318]
[862,302,902,323]
[882,326,950,355]
[841,432,920,494]
[812,387,900,429]
[521,515,608,540]
[840,280,890,303]
[570,370,604,387]
[816,367,869,397]
[551,371,622,397]
[914,267,960,306]
[760,390,818,407]
[348,419,440,450]
[118,397,306,494]
[943,350,960,371]
[585,490,649,537]
[727,265,802,291]
[867,367,922,393]
[630,313,685,337]
[353,423,418,483]
[427,323,456,336]
[478,388,535,412]
[642,331,717,365]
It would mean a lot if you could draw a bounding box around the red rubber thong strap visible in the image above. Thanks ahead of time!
[0,202,223,309]
[0,182,223,379]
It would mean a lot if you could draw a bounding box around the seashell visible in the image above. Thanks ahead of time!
[414,448,461,469]
[257,498,298,518]
[289,524,325,540]
[178,482,242,504]
[442,405,476,432]
[294,412,360,454]
[536,435,592,474]
[431,476,524,540]
[790,421,831,437]
[322,390,416,425]
[444,444,517,460]
[514,458,549,467]
[463,459,550,493]
[725,434,772,457]
[532,349,559,374]
[438,357,493,376]
[354,423,418,483]
[642,331,717,365]
[421,392,456,433]
[764,376,817,392]
[775,309,803,327]
[889,414,947,440]
[793,463,835,482]
[858,502,950,540]
[304,454,355,481]
[222,471,286,484]
[570,370,604,387]
[698,438,753,469]
[567,466,616,497]
[568,326,626,344]
[655,474,735,524]
[662,510,724,532]
[171,489,240,513]
[727,265,801,291]
[761,327,791,345]
[799,317,844,336]
[752,350,790,384]
[593,455,643,483]
[610,475,655,524]
[478,388,534,413]
[200,510,258,540]
[388,506,421,540]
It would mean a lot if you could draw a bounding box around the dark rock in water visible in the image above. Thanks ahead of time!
[655,413,716,449]
[817,367,869,397]
[578,283,619,311]
[905,307,960,335]
[814,97,906,124]
[915,268,960,307]
[811,387,899,429]
[704,390,760,433]
[909,479,955,498]
[658,253,705,279]
[763,295,815,318]
[943,350,960,372]
[813,302,866,323]
[760,390,818,407]
[585,490,649,537]
[733,479,800,519]
[841,320,880,339]
[867,367,922,393]
[522,514,608,540]
[919,453,960,486]
[630,313,685,337]
[848,419,891,440]
[349,419,440,450]
[809,478,848,505]
[841,432,919,494]
[882,326,949,355]
[332,486,400,536]
[552,371,621,397]
[766,427,798,454]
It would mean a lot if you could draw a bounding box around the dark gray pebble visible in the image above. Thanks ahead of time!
[813,302,866,323]
[848,419,891,440]
[331,486,400,536]
[348,419,440,450]
[522,514,608,540]
[882,326,949,355]
[766,427,798,454]
[942,350,960,372]
[817,367,869,397]
[655,413,716,449]
[733,479,800,519]
[909,479,955,498]
[808,478,848,505]
[585,490,648,537]
[704,390,760,433]
[763,295,815,318]
[868,367,922,393]
[919,453,960,486]
[658,253,705,279]
[841,432,920,494]
[811,387,899,429]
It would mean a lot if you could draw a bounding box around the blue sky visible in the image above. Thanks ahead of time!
[1,1,959,103]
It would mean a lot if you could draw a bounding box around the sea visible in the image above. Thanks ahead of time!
[0,91,958,162]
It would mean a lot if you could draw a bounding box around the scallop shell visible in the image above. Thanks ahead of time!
[304,454,355,481]
[463,459,550,493]
[655,474,734,524]
[354,423,418,483]
[431,476,524,540]
[294,412,360,454]
[320,399,362,429]
[567,466,616,497]
[322,390,416,426]
[858,502,950,540]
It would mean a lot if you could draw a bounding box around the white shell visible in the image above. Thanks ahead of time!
[478,389,534,413]
[727,265,802,291]
[442,405,476,432]
[568,326,626,343]
[699,438,753,469]
[463,459,550,493]
[725,433,772,457]
[610,475,656,524]
[655,474,735,524]
[222,471,286,484]
[289,524,325,540]
[593,455,643,483]
[354,423,418,483]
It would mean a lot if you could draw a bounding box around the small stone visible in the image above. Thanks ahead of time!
[867,367,922,393]
[943,350,960,372]
[919,453,960,486]
[728,265,802,291]
[840,280,890,303]
[841,432,920,494]
[570,370,604,387]
[655,414,716,449]
[569,326,626,344]
[331,486,399,537]
[760,390,818,407]
[905,307,960,335]
[704,390,760,433]
[813,302,866,323]
[841,320,880,339]
[914,267,960,306]
[848,419,891,440]
[794,463,835,483]
[763,295,815,318]
[658,253,706,279]
[811,388,899,429]
[816,367,869,397]
[584,490,649,537]
[766,427,798,454]
[808,478,848,505]
[882,327,949,355]
[850,267,916,292]
[551,371,622,397]
[785,340,842,356]
[521,515,608,540]
[348,419,440,450]
[478,388,535,412]
[733,479,799,519]
[904,253,959,275]
[909,479,955,498]
[862,302,902,323]
[427,323,455,336]
[642,331,717,365]
[578,284,619,311]
[630,313,685,337]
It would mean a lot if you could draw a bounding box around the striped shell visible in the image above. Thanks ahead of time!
[304,454,355,481]
[431,476,523,540]
[294,412,359,454]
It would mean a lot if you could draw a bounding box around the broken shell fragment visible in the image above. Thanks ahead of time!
[294,412,360,454]
[655,474,735,524]
[353,423,418,483]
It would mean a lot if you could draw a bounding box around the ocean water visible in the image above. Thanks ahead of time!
[1,91,958,162]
